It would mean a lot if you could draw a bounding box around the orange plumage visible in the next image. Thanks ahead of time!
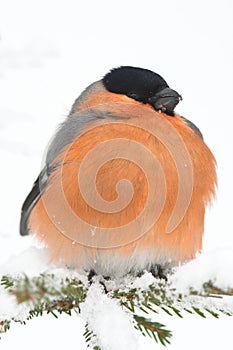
[21,67,217,277]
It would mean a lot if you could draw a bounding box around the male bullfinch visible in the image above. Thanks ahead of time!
[20,66,217,278]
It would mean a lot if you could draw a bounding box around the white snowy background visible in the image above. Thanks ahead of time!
[0,0,233,349]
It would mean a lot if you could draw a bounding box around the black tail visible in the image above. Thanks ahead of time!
[20,168,47,236]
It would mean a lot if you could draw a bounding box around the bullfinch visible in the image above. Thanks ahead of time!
[20,66,217,278]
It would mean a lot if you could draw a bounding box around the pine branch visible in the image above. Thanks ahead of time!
[1,272,233,348]
[134,315,172,346]
[0,273,87,335]
[113,280,233,319]
[0,320,11,333]
[198,281,233,297]
[83,323,101,349]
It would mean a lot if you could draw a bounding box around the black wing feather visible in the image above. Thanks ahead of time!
[20,168,48,236]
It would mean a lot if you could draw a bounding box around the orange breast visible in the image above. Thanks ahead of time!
[29,98,217,275]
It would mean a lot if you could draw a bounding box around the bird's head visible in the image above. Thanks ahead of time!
[103,66,182,116]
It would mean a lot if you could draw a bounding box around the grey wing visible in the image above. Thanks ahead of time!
[46,110,112,165]
[20,109,118,236]
[180,116,203,139]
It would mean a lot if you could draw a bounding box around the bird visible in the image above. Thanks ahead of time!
[20,66,217,278]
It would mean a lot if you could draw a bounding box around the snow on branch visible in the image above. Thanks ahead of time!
[0,270,233,349]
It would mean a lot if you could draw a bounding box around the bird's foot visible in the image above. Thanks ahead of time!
[87,269,110,293]
[150,264,168,281]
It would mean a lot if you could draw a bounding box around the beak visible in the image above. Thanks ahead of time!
[148,88,182,116]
